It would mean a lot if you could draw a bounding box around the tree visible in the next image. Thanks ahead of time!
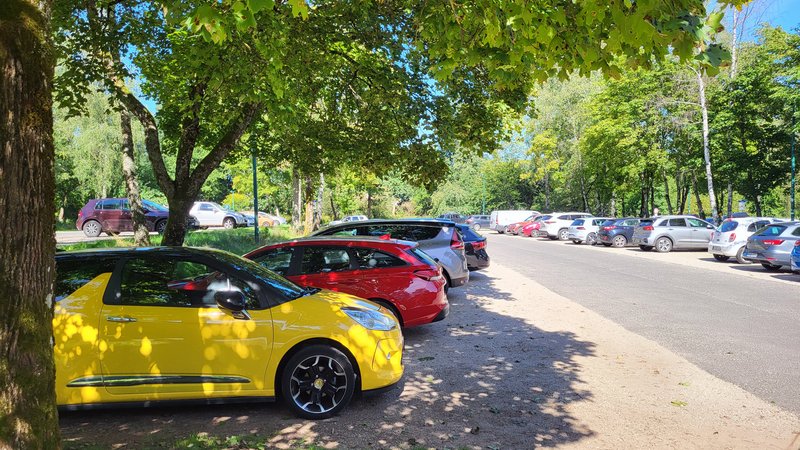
[0,0,61,448]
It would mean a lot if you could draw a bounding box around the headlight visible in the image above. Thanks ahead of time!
[342,307,396,331]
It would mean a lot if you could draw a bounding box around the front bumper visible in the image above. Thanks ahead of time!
[358,327,404,391]
[567,231,588,241]
[450,272,469,287]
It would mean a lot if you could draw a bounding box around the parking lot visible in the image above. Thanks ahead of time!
[60,232,800,449]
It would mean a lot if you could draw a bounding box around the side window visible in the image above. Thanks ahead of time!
[329,227,358,236]
[55,258,117,302]
[198,204,213,211]
[352,248,406,269]
[300,248,352,274]
[120,200,130,211]
[252,248,294,276]
[624,219,638,226]
[668,218,687,227]
[558,215,570,220]
[118,258,258,308]
[101,200,121,210]
[687,218,708,228]
[747,223,758,232]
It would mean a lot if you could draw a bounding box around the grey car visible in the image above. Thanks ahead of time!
[742,222,800,271]
[632,215,716,252]
[312,219,469,290]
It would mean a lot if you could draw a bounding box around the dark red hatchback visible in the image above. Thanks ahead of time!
[244,236,449,328]
[76,198,195,237]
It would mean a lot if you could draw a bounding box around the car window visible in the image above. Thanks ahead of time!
[572,219,584,226]
[100,200,121,210]
[721,221,739,232]
[55,258,117,302]
[198,204,214,211]
[301,247,352,274]
[328,227,358,236]
[118,258,258,309]
[252,248,294,276]
[120,200,130,211]
[687,218,708,228]
[623,219,638,226]
[792,227,800,237]
[366,225,441,241]
[351,248,406,269]
[557,215,570,220]
[758,225,787,237]
[668,218,687,227]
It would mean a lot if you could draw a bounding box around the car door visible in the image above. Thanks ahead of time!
[666,218,690,247]
[687,218,713,247]
[118,200,134,232]
[98,199,123,232]
[99,256,273,397]
[193,203,215,226]
[344,247,409,301]
[292,246,357,292]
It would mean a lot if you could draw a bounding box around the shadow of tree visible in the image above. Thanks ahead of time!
[60,269,597,449]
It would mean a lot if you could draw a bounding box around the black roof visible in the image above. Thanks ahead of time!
[313,218,456,235]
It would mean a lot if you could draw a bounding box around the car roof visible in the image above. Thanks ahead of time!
[317,218,456,230]
[281,236,417,247]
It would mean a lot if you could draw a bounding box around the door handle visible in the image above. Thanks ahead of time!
[107,315,137,323]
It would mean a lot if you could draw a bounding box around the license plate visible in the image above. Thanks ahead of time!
[743,252,756,258]
[711,246,721,251]
[632,238,641,244]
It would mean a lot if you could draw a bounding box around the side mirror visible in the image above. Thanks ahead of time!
[215,290,246,312]
[707,225,715,229]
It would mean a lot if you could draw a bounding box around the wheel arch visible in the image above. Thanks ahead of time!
[273,338,363,398]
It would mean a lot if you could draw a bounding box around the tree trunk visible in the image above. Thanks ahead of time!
[313,173,324,230]
[640,174,647,218]
[303,174,315,234]
[755,195,763,217]
[692,172,706,219]
[726,181,733,218]
[730,8,740,79]
[663,171,674,214]
[160,193,193,246]
[291,167,302,232]
[329,195,338,220]
[120,107,150,246]
[366,189,373,218]
[0,1,62,448]
[544,172,550,210]
[695,69,718,222]
[610,191,617,217]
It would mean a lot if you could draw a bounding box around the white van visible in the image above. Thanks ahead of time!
[490,210,538,233]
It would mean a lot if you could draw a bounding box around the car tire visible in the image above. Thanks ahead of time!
[280,345,356,420]
[735,247,751,264]
[639,245,653,252]
[655,237,673,253]
[442,271,451,294]
[472,224,481,231]
[558,229,569,241]
[761,262,781,271]
[612,235,627,248]
[155,220,167,235]
[82,220,102,238]
[586,233,597,246]
[713,254,729,262]
[572,239,581,244]
[223,217,236,229]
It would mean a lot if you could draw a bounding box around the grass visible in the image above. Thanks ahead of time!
[55,219,76,231]
[58,226,300,255]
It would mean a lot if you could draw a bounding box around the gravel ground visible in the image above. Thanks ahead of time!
[60,263,800,449]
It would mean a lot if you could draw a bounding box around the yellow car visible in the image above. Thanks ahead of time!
[53,247,403,419]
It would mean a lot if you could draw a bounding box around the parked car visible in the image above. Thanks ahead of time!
[465,214,491,231]
[54,246,403,419]
[507,214,541,235]
[538,212,594,240]
[568,217,613,245]
[328,215,368,227]
[521,215,550,237]
[438,212,467,223]
[708,217,780,263]
[490,210,538,233]
[742,222,800,270]
[265,213,288,225]
[241,210,278,227]
[245,237,448,327]
[597,218,647,248]
[312,219,469,291]
[455,224,490,271]
[77,198,198,237]
[190,201,254,229]
[790,241,800,273]
[632,215,715,252]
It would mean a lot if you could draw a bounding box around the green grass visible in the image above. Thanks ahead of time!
[58,226,299,255]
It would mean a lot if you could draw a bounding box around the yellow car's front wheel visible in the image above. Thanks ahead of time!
[281,345,356,419]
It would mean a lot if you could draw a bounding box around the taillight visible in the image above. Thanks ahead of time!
[450,233,464,250]
[77,210,83,218]
[728,233,736,242]
[472,240,486,250]
[603,226,616,231]
[414,268,443,281]
[379,233,391,240]
[642,225,654,231]
[762,239,784,246]
[794,241,800,247]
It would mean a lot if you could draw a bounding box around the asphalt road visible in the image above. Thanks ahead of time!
[485,232,800,415]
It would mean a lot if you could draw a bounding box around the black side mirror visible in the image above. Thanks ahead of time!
[215,290,246,312]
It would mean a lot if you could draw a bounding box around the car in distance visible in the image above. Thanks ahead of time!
[708,217,779,263]
[490,210,538,233]
[245,236,448,327]
[538,212,594,240]
[742,222,800,271]
[632,215,715,252]
[568,217,613,245]
[190,201,253,229]
[328,215,369,227]
[241,210,278,227]
[521,215,550,237]
[456,224,490,271]
[507,214,541,235]
[465,215,490,231]
[77,198,197,237]
[438,212,467,224]
[54,246,403,419]
[597,218,647,248]
[312,219,469,292]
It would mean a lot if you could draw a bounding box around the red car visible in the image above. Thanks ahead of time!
[244,236,449,328]
[521,221,542,237]
[507,214,541,235]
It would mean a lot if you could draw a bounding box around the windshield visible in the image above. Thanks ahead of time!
[142,200,168,211]
[210,250,307,300]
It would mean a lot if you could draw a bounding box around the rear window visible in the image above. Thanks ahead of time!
[757,225,787,237]
[366,224,442,241]
[409,248,438,267]
[538,215,552,221]
[457,225,481,241]
[602,220,616,227]
[720,221,738,232]
[572,219,585,226]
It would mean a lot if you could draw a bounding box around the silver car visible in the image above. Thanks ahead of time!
[742,222,800,271]
[567,217,612,245]
[632,215,715,252]
[312,219,469,291]
[539,212,594,240]
[708,217,779,263]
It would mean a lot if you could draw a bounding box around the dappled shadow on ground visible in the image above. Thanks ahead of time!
[60,270,596,449]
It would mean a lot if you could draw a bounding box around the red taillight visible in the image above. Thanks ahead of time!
[794,241,800,247]
[603,226,616,231]
[577,226,585,230]
[762,239,784,246]
[414,268,444,281]
[472,240,486,250]
[642,225,654,231]
[78,210,83,218]
[450,233,464,250]
[728,233,736,242]
[379,233,391,240]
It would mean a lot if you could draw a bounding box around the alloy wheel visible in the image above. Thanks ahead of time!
[288,354,349,416]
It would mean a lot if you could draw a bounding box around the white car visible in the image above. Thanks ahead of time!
[490,210,538,233]
[567,217,612,245]
[539,212,594,240]
[190,201,253,229]
[708,217,780,263]
[328,215,368,227]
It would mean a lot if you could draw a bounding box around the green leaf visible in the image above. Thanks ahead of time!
[247,0,274,14]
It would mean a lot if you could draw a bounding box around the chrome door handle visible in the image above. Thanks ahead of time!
[107,315,137,323]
